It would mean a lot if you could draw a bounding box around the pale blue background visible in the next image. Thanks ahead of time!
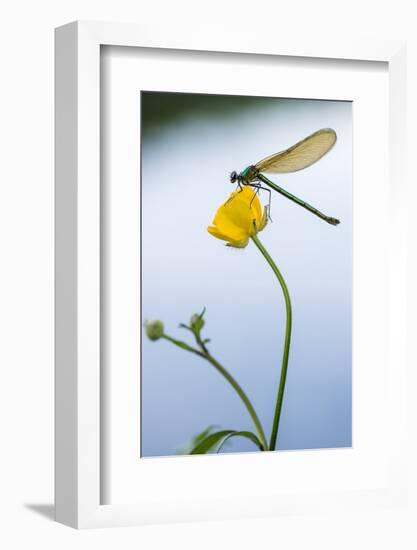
[141,93,352,456]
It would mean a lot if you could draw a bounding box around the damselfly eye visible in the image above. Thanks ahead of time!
[230,171,238,183]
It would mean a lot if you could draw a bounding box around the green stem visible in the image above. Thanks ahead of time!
[251,234,292,451]
[162,334,268,450]
[204,351,268,450]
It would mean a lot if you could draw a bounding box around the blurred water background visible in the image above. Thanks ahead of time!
[141,92,352,456]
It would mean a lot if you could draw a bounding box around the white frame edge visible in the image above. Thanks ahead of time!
[55,20,407,529]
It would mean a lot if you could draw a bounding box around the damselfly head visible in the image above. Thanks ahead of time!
[230,171,238,184]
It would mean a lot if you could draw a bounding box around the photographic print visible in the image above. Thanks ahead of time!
[141,91,352,457]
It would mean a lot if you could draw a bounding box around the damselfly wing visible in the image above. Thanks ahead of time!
[230,128,340,225]
[255,128,337,174]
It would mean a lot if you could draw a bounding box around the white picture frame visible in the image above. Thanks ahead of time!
[55,21,407,529]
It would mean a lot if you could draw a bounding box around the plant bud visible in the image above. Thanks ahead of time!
[145,320,164,341]
[190,313,205,332]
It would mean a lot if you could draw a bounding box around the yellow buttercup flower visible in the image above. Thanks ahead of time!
[207,186,268,248]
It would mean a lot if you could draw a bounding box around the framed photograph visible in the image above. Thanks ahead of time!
[55,21,407,528]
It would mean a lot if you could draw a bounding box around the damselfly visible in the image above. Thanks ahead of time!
[230,128,340,225]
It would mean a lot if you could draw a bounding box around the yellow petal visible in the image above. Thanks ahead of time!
[208,186,268,248]
[235,187,263,227]
[207,225,249,248]
[207,225,235,242]
[226,237,249,248]
[214,198,252,234]
[239,186,255,201]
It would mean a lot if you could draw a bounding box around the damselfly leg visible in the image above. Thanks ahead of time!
[249,182,272,221]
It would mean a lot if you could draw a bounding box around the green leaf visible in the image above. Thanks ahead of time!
[179,323,193,332]
[176,425,219,455]
[190,430,236,454]
[192,425,219,446]
[216,431,265,453]
[166,335,193,351]
[190,430,265,455]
